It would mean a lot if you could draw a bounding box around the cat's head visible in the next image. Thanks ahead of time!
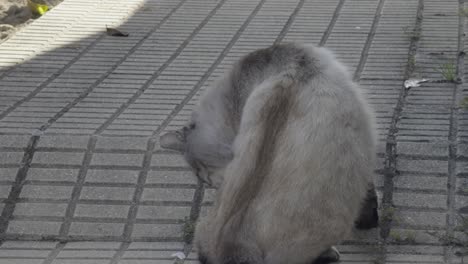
[160,123,232,187]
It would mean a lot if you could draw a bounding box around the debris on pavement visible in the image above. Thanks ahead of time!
[171,252,186,260]
[106,26,129,37]
[404,78,428,89]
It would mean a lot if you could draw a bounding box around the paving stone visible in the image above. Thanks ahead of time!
[146,170,197,185]
[393,192,447,209]
[136,205,191,220]
[13,203,68,217]
[0,241,58,249]
[151,154,189,168]
[386,253,444,263]
[32,152,85,166]
[73,204,130,218]
[28,168,79,182]
[0,135,31,148]
[37,135,90,149]
[127,242,184,250]
[0,260,44,264]
[0,152,24,164]
[141,188,195,202]
[7,220,61,235]
[119,260,175,264]
[398,141,448,157]
[56,249,116,258]
[79,186,135,201]
[85,169,139,184]
[52,260,113,264]
[95,136,148,150]
[122,250,182,259]
[90,153,143,167]
[0,185,12,199]
[394,210,447,228]
[0,168,18,182]
[397,158,448,174]
[393,174,447,192]
[131,223,182,238]
[0,249,51,258]
[20,185,73,200]
[68,222,124,236]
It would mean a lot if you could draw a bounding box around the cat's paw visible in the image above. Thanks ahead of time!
[313,246,340,264]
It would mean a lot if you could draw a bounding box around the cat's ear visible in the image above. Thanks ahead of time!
[160,131,185,152]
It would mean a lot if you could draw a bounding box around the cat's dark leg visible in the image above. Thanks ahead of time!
[355,184,379,230]
[312,246,340,264]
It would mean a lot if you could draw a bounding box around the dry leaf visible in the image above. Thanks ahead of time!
[106,26,128,37]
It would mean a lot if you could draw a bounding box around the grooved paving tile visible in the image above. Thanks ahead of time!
[7,220,62,236]
[283,0,339,44]
[105,0,262,135]
[361,0,418,79]
[68,222,124,237]
[325,0,378,71]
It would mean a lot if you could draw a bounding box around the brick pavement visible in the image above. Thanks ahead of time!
[0,0,467,263]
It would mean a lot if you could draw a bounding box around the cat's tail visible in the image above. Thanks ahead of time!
[211,74,297,263]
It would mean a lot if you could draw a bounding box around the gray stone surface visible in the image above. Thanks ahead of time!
[0,0,467,263]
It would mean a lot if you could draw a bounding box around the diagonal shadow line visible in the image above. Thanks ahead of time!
[93,0,229,135]
[0,34,106,120]
[7,0,188,133]
[0,0,107,82]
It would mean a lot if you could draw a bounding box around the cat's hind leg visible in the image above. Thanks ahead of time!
[355,184,379,230]
[312,246,340,264]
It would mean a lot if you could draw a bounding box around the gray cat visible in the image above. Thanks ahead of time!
[160,43,378,264]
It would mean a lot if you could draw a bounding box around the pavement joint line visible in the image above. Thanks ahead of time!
[273,0,306,45]
[0,134,40,237]
[379,0,424,259]
[93,0,228,135]
[58,136,97,238]
[27,0,188,133]
[41,242,65,264]
[122,138,156,240]
[445,1,466,261]
[108,242,130,264]
[319,0,345,47]
[181,180,205,260]
[353,0,386,82]
[0,34,106,120]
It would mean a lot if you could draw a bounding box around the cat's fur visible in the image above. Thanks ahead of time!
[160,43,378,264]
